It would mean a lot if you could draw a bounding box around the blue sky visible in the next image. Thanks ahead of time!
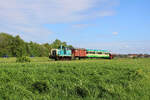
[0,0,150,54]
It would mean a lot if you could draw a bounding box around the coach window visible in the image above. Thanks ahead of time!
[98,52,102,54]
[91,52,95,54]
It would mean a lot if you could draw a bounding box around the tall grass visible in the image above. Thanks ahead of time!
[0,58,150,100]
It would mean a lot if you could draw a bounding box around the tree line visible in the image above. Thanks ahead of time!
[0,32,73,57]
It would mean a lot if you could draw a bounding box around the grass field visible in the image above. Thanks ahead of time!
[0,57,150,100]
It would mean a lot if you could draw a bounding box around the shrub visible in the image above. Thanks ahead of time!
[132,56,138,59]
[16,56,31,63]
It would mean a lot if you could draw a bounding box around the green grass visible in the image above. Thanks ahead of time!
[0,58,150,100]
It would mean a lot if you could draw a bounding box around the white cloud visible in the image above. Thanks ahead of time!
[0,0,119,42]
[72,24,96,29]
[112,32,118,35]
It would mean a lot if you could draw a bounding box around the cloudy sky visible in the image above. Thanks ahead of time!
[0,0,150,54]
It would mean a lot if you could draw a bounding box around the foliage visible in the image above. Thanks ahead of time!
[16,56,31,63]
[0,58,150,99]
[0,33,14,57]
[0,32,73,57]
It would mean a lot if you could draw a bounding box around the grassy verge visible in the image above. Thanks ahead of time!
[0,58,150,100]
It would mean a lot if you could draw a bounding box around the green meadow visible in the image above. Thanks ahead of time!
[0,58,150,100]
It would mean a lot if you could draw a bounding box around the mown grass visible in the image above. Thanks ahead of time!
[0,58,150,100]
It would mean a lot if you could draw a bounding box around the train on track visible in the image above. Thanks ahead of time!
[49,45,113,60]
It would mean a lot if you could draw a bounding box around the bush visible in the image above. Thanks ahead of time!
[16,56,31,63]
[132,56,137,59]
